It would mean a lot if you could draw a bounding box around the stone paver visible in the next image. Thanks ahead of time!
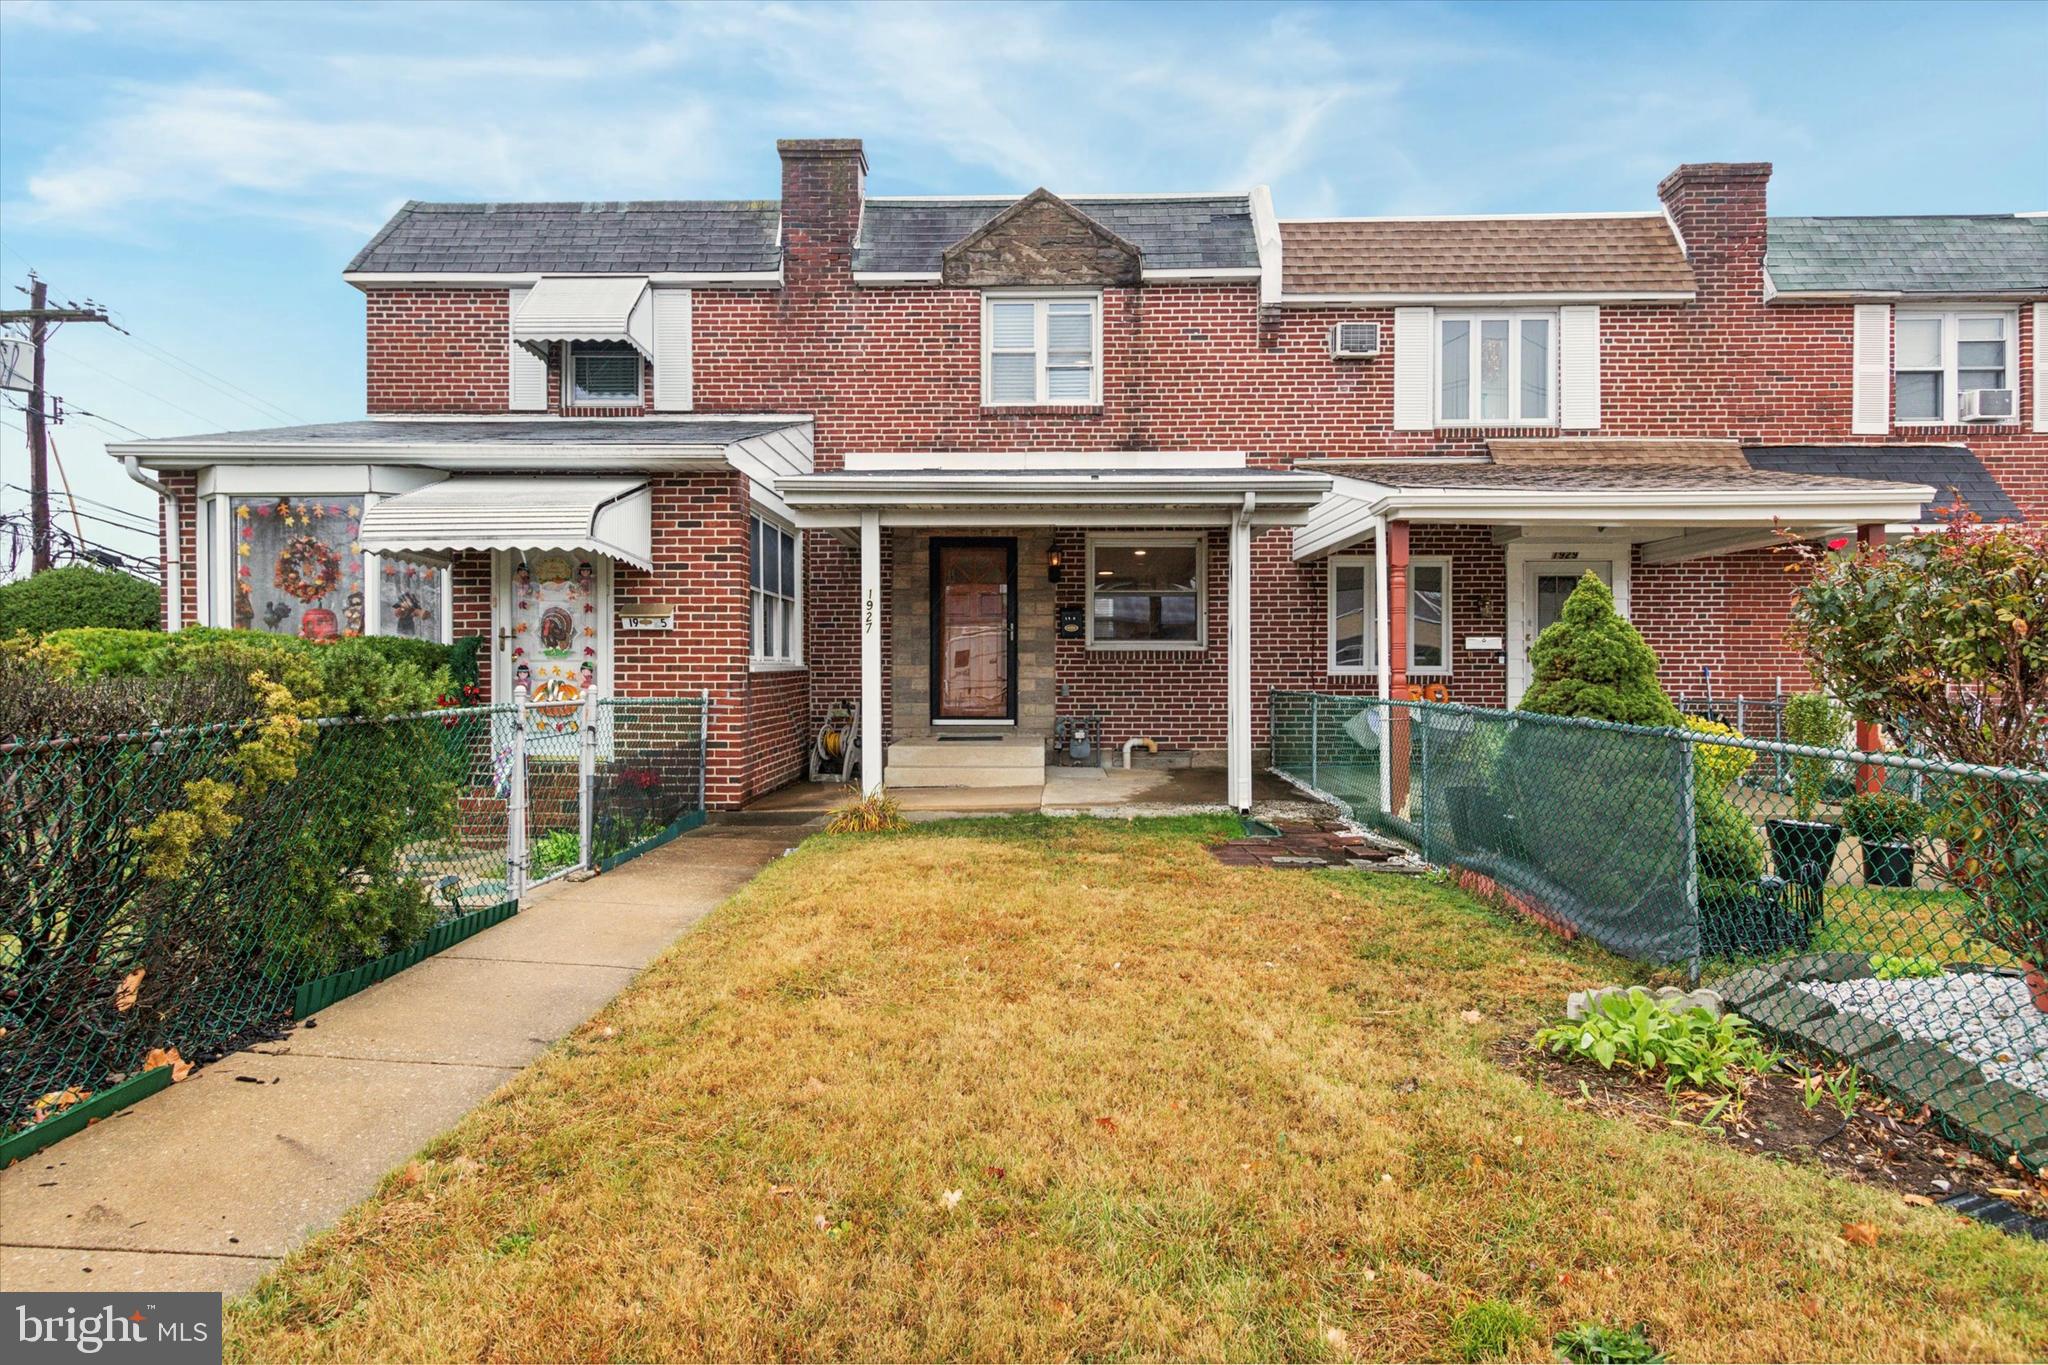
[0,821,804,1297]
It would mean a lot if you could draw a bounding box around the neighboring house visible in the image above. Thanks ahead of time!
[113,141,2044,810]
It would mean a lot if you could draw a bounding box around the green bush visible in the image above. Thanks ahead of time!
[1534,988,1780,1094]
[0,565,160,636]
[1680,714,1752,791]
[1519,574,1679,727]
[40,626,449,716]
[1838,791,1928,843]
[1695,793,1765,883]
[1781,692,1846,820]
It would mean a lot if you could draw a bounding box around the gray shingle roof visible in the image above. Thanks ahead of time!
[131,419,807,447]
[1744,445,2022,522]
[346,202,782,275]
[1765,216,2048,295]
[854,195,1257,273]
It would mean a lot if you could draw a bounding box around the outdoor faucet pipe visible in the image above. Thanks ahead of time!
[1123,736,1157,769]
[123,455,180,630]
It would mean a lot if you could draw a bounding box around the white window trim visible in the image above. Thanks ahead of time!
[212,490,450,643]
[1327,554,1452,676]
[1433,310,1557,427]
[567,341,644,408]
[750,513,803,669]
[1894,307,2019,427]
[980,290,1104,407]
[1084,532,1206,652]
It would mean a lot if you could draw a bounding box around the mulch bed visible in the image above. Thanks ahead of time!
[1210,821,1401,869]
[1496,1037,2048,1221]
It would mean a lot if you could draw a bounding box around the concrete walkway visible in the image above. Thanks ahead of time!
[0,820,809,1297]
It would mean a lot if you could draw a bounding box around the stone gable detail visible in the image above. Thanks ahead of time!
[940,189,1142,287]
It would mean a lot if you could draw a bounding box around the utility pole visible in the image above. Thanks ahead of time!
[4,276,112,572]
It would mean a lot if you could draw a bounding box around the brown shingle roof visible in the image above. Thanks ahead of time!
[1487,438,1746,470]
[1279,216,1695,297]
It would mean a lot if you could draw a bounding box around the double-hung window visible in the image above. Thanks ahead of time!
[983,293,1100,405]
[1895,310,2012,423]
[569,341,643,406]
[1087,535,1203,649]
[1328,555,1451,676]
[750,515,800,666]
[1437,312,1554,425]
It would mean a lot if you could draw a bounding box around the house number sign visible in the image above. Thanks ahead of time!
[617,600,675,631]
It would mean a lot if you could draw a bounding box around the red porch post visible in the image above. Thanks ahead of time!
[1385,520,1411,813]
[1853,523,1886,794]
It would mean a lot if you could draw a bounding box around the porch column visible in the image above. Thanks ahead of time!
[860,511,884,796]
[1852,523,1886,794]
[1227,501,1253,813]
[1383,519,1411,815]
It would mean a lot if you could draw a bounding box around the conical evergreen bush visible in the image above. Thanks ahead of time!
[1519,573,1679,726]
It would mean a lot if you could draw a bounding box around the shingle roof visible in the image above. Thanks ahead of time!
[1744,445,2022,522]
[129,419,807,447]
[853,196,1257,273]
[1488,438,1747,470]
[346,202,782,275]
[1278,216,1694,296]
[1765,216,2048,295]
[1329,461,1896,494]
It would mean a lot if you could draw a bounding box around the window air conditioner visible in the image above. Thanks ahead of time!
[1329,322,1381,359]
[1959,388,2014,422]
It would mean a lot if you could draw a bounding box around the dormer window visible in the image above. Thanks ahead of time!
[570,341,643,406]
[982,293,1100,406]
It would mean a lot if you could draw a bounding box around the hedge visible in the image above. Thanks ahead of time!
[0,566,160,636]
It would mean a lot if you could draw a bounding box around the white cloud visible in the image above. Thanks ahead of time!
[1,0,98,33]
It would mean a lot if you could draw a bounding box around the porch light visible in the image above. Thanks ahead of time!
[1047,546,1063,582]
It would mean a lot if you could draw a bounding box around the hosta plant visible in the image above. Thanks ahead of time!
[1534,988,1780,1093]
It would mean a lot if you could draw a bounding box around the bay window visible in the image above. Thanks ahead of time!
[1087,535,1203,649]
[750,514,800,666]
[1438,312,1554,425]
[1895,310,2012,423]
[226,494,446,641]
[1328,555,1452,676]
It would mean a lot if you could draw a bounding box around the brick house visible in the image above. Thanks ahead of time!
[114,140,2044,810]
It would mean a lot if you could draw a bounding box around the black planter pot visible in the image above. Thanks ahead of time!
[1700,878,1815,959]
[1765,817,1841,922]
[1861,839,1915,888]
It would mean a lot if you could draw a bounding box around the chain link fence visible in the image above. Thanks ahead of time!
[1271,691,2048,1168]
[1,692,708,1139]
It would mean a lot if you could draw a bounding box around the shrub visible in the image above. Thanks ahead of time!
[1520,573,1680,727]
[1781,691,1846,821]
[1556,1322,1667,1364]
[0,565,159,636]
[1680,714,1752,792]
[1838,791,1928,844]
[1533,988,1780,1093]
[1694,794,1765,884]
[1447,1299,1538,1363]
[824,791,907,834]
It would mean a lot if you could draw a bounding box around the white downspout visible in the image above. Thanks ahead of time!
[124,455,181,630]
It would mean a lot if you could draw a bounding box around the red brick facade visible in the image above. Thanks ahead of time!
[160,143,2040,803]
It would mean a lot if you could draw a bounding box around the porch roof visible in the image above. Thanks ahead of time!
[779,467,1332,528]
[358,476,654,570]
[1291,451,1935,561]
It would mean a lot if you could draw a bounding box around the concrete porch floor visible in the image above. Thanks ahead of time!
[730,765,1318,823]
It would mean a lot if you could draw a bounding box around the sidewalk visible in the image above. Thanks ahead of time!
[0,819,810,1297]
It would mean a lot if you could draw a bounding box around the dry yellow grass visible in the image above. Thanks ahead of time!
[229,816,2048,1362]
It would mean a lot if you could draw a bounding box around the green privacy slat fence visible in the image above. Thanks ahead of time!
[1270,692,2048,1169]
[0,693,708,1142]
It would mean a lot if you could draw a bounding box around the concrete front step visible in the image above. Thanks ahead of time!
[885,764,1046,789]
[884,734,1047,789]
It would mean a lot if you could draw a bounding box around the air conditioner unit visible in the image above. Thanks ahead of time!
[1958,388,2014,422]
[1329,322,1381,359]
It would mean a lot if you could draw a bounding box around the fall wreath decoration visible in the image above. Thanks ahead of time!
[274,533,341,602]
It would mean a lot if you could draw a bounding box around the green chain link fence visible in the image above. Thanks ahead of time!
[1,693,708,1143]
[1270,691,2048,1168]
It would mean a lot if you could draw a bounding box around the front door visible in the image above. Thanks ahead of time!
[496,550,612,735]
[930,538,1015,723]
[1516,558,1615,700]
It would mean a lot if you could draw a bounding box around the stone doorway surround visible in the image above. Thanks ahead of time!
[892,528,1057,744]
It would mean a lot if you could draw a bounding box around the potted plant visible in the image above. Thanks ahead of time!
[1767,692,1847,908]
[1838,791,1925,888]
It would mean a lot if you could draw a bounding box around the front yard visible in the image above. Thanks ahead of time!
[229,817,2047,1361]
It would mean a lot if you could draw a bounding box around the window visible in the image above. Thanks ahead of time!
[227,495,447,642]
[1327,555,1452,676]
[1895,310,2013,423]
[750,515,800,666]
[569,341,643,406]
[983,293,1100,405]
[1437,312,1553,425]
[1087,535,1203,649]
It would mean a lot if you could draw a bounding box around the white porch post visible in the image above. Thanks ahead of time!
[1373,514,1393,812]
[1227,497,1254,814]
[860,510,884,796]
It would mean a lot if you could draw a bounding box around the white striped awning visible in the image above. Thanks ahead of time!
[511,276,653,357]
[359,477,653,570]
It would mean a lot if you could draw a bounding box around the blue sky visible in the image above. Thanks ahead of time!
[3,0,2044,574]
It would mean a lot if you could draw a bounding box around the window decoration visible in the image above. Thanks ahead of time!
[1087,536,1203,649]
[231,496,446,640]
[1327,554,1453,676]
[507,555,603,733]
[751,515,800,665]
[1437,312,1554,425]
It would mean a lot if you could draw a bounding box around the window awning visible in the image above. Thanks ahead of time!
[358,477,653,570]
[510,276,654,358]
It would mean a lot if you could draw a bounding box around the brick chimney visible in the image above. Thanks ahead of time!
[1656,162,1772,305]
[778,138,866,281]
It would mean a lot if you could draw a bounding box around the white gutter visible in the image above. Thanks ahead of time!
[123,455,180,630]
[108,440,737,472]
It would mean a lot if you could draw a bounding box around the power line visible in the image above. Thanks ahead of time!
[4,482,156,530]
[48,342,244,433]
[103,322,306,426]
